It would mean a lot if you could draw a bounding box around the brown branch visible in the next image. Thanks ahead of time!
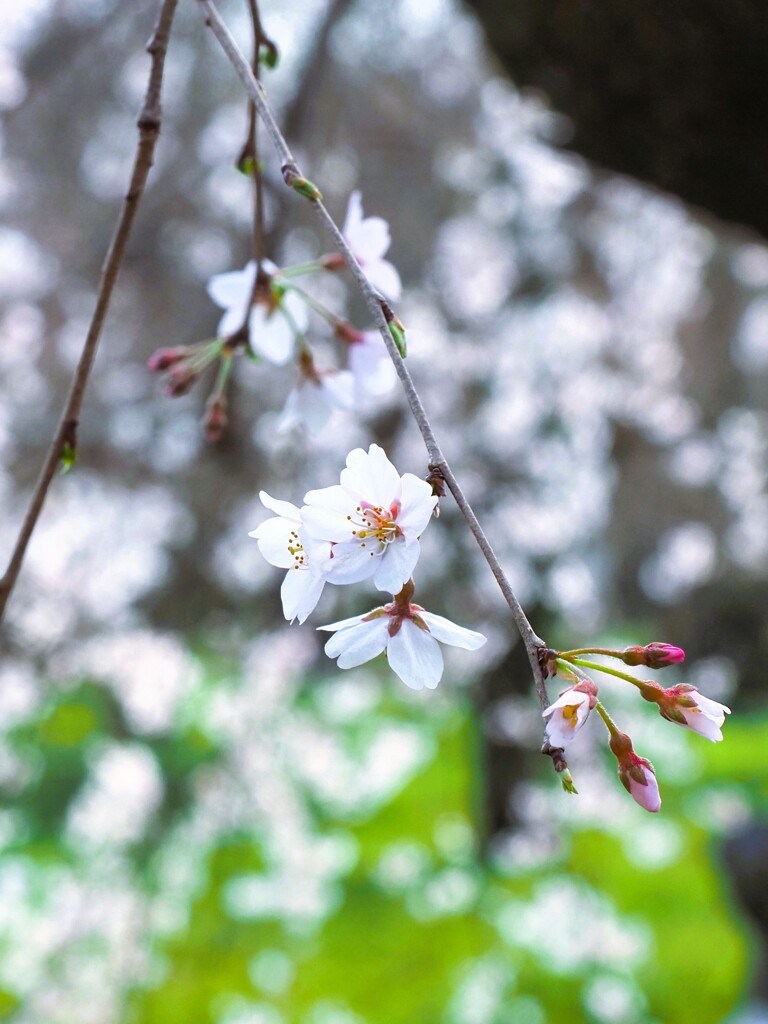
[0,0,179,627]
[195,0,566,774]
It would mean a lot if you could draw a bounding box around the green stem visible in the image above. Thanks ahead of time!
[558,647,621,659]
[555,657,590,680]
[567,658,645,690]
[275,261,326,279]
[282,282,337,325]
[594,700,620,736]
[211,350,233,399]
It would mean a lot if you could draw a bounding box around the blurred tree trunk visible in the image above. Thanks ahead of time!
[463,0,768,238]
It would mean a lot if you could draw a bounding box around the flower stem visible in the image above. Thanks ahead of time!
[558,647,621,659]
[566,658,645,690]
[594,700,620,736]
[282,282,337,325]
[555,657,590,680]
[276,261,326,279]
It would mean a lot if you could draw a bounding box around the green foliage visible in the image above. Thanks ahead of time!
[1,654,761,1024]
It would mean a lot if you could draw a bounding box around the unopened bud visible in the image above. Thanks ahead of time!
[259,40,279,69]
[204,398,228,443]
[165,365,198,397]
[622,643,685,669]
[608,730,661,812]
[334,320,365,345]
[322,252,347,272]
[388,319,407,358]
[60,441,77,475]
[560,769,578,794]
[288,175,323,201]
[148,347,186,372]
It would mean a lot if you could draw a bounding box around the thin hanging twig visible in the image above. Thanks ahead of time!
[0,0,180,626]
[195,0,565,772]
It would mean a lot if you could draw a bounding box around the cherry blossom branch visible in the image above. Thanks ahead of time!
[0,0,179,627]
[195,0,565,773]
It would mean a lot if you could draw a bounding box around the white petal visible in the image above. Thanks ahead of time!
[258,491,300,522]
[249,304,295,365]
[207,263,255,309]
[679,709,724,742]
[387,619,443,690]
[342,190,363,240]
[372,537,420,593]
[322,540,378,585]
[542,690,591,748]
[419,612,486,650]
[276,387,303,433]
[282,288,310,332]
[340,444,401,507]
[249,517,298,569]
[691,693,731,718]
[317,612,370,632]
[280,569,325,624]
[349,337,396,401]
[324,617,389,668]
[349,216,391,264]
[278,381,333,435]
[366,258,402,301]
[321,371,355,410]
[301,485,357,541]
[397,473,438,538]
[217,304,246,338]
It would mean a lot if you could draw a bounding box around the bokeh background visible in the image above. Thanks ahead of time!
[1,1,768,1021]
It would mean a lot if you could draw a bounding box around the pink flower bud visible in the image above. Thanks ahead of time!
[204,399,228,443]
[148,347,186,372]
[334,321,365,345]
[165,365,198,397]
[609,730,661,813]
[322,252,347,272]
[622,643,686,669]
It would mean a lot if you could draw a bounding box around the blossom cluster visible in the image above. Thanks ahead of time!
[250,444,486,690]
[542,642,730,812]
[148,193,400,441]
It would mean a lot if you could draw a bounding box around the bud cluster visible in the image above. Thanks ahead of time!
[544,641,731,813]
[148,192,404,443]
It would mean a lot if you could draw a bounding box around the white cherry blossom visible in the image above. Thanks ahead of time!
[319,591,486,690]
[207,259,309,365]
[347,330,396,403]
[249,491,328,624]
[542,681,597,748]
[277,353,354,435]
[343,191,402,300]
[656,686,731,742]
[301,444,437,593]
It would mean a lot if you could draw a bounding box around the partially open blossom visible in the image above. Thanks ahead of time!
[277,350,354,435]
[249,492,329,624]
[318,582,486,690]
[542,679,598,748]
[301,444,437,593]
[207,259,309,365]
[622,643,686,669]
[340,327,396,403]
[609,730,661,813]
[342,191,402,300]
[641,683,731,742]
